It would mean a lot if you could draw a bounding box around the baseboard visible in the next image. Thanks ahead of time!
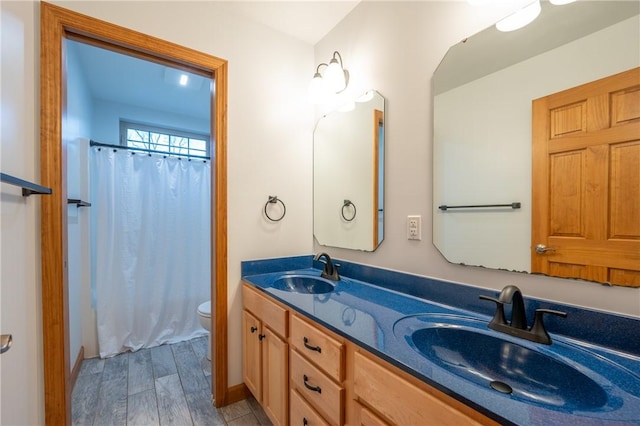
[70,345,85,392]
[226,383,251,405]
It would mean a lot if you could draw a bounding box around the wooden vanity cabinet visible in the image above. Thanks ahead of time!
[242,285,289,426]
[242,282,497,426]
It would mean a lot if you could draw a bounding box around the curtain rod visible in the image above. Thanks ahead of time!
[89,140,210,161]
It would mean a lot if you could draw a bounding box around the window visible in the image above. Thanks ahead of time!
[120,121,210,159]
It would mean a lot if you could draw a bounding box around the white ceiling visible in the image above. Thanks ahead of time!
[219,1,361,45]
[66,1,360,124]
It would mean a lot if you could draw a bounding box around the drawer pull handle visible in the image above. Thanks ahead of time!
[303,337,322,353]
[303,374,322,393]
[258,334,266,341]
[303,417,308,426]
[250,326,257,333]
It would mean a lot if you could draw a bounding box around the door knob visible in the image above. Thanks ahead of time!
[1,334,12,354]
[535,244,556,254]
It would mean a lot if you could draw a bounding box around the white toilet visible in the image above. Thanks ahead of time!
[197,300,211,360]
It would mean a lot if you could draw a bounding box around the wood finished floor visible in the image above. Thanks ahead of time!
[72,337,271,426]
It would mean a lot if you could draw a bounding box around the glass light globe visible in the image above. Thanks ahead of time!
[308,73,326,104]
[324,59,346,93]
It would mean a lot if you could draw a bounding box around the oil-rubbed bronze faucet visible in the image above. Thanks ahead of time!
[313,252,340,281]
[480,285,567,345]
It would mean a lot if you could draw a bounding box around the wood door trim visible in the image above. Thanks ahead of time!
[40,3,228,424]
[372,109,383,249]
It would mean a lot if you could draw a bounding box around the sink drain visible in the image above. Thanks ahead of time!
[490,380,513,394]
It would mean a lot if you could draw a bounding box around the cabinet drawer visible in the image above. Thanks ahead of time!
[290,314,344,381]
[290,388,330,426]
[243,284,287,337]
[290,350,344,425]
[354,351,485,426]
[355,402,388,426]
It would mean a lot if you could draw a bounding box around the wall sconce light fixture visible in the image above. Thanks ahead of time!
[308,51,350,104]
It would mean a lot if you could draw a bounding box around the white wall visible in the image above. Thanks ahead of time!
[0,2,45,424]
[314,2,640,318]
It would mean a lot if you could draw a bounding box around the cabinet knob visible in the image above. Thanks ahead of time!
[303,417,308,426]
[258,334,266,341]
[250,326,257,333]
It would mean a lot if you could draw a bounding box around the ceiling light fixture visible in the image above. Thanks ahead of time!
[308,51,350,105]
[549,0,576,5]
[496,0,541,32]
[179,74,189,86]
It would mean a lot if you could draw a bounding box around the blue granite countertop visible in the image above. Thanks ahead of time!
[241,256,640,425]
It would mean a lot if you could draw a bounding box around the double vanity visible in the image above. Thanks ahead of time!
[241,255,640,425]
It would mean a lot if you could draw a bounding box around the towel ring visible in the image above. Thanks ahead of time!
[265,196,286,222]
[341,199,356,222]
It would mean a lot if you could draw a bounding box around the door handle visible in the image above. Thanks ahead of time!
[1,334,12,354]
[535,244,556,254]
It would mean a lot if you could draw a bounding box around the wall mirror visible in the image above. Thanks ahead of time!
[433,1,639,283]
[314,90,385,251]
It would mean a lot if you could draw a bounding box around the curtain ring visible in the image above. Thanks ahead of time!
[265,196,286,222]
[341,199,356,222]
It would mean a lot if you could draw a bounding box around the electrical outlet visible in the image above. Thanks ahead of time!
[407,215,421,240]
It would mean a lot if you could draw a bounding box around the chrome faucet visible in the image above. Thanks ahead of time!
[313,252,340,281]
[480,285,567,345]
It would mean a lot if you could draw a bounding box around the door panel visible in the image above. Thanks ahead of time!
[532,67,640,287]
[262,327,288,426]
[610,141,640,239]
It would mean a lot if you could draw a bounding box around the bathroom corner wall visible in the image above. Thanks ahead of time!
[65,41,94,363]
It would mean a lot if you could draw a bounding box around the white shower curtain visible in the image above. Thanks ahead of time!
[91,147,211,358]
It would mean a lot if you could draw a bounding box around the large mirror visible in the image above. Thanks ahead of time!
[433,2,639,280]
[314,90,385,251]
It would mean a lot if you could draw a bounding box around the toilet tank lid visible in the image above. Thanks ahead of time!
[198,301,211,316]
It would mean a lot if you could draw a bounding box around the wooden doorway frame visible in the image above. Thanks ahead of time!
[40,3,228,424]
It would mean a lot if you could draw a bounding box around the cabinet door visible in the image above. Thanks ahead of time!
[242,310,262,401]
[262,327,289,426]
